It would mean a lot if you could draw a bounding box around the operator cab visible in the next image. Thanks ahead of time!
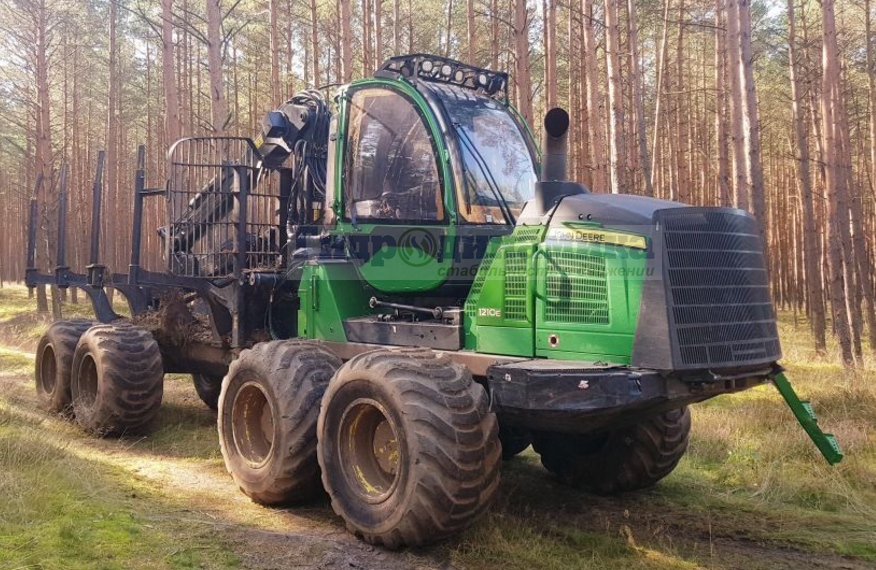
[326,55,538,295]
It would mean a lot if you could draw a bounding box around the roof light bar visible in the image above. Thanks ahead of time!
[377,54,509,99]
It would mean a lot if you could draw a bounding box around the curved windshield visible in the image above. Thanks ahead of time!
[429,84,537,224]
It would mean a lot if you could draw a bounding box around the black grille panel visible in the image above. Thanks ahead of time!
[661,209,781,368]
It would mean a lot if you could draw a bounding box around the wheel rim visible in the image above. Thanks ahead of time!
[74,354,99,408]
[38,345,57,395]
[338,398,401,503]
[231,381,275,468]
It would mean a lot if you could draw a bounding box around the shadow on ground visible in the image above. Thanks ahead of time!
[2,369,874,570]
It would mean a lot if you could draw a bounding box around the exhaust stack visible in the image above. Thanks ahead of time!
[530,107,587,216]
[541,108,569,182]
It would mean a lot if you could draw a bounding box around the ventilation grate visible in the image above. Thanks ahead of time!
[465,225,545,320]
[661,209,780,368]
[503,250,529,321]
[543,251,609,325]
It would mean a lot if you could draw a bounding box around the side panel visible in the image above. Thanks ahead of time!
[463,225,545,356]
[298,262,371,342]
[344,225,457,293]
[534,239,648,364]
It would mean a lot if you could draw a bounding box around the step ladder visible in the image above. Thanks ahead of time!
[772,372,844,465]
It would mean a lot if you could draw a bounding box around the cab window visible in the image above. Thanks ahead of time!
[343,88,444,222]
[429,83,536,224]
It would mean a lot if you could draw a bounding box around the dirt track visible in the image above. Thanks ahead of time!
[2,370,873,570]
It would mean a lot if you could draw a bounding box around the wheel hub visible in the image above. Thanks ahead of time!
[231,382,275,468]
[74,354,99,408]
[339,399,401,502]
[38,345,57,394]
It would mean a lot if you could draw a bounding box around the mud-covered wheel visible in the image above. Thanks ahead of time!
[218,340,341,505]
[34,319,94,414]
[318,348,501,548]
[499,425,531,460]
[70,323,164,435]
[532,407,691,494]
[192,373,223,410]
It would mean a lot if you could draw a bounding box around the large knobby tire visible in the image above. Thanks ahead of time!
[192,373,223,410]
[70,323,164,436]
[532,407,691,494]
[34,319,93,414]
[317,348,501,548]
[218,340,341,505]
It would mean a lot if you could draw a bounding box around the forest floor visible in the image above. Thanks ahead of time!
[0,284,874,570]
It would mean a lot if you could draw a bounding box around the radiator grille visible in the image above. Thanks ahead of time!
[661,210,780,368]
[544,251,609,325]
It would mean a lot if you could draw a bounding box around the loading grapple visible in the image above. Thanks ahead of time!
[26,53,842,549]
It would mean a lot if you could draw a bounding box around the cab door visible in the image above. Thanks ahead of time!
[336,84,455,293]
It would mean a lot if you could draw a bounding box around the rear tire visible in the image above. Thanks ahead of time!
[70,323,164,435]
[35,319,93,414]
[532,408,691,494]
[192,373,222,410]
[218,340,341,505]
[317,348,501,548]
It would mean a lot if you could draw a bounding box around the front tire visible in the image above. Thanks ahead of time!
[70,323,164,435]
[532,408,691,494]
[218,340,341,505]
[317,348,501,548]
[35,319,93,414]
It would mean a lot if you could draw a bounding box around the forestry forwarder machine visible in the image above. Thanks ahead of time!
[27,54,843,548]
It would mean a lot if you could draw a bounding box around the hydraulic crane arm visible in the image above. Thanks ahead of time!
[167,90,332,261]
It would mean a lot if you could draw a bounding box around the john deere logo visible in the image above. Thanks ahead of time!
[547,227,648,250]
[399,229,438,268]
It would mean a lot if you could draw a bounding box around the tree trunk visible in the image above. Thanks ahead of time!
[820,0,855,366]
[725,0,747,210]
[513,0,532,125]
[105,0,119,274]
[206,0,225,135]
[867,0,876,196]
[490,0,499,69]
[737,0,766,231]
[673,0,689,202]
[394,0,401,55]
[545,0,557,108]
[311,0,321,84]
[341,0,353,81]
[649,0,671,196]
[32,0,53,313]
[582,0,606,192]
[627,0,650,196]
[375,0,383,66]
[363,0,373,72]
[788,0,826,353]
[407,0,413,53]
[161,0,181,143]
[467,0,476,64]
[714,0,730,206]
[604,0,624,194]
[444,0,453,57]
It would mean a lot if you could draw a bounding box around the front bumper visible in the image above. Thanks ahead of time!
[486,360,771,434]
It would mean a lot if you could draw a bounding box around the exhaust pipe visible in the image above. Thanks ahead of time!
[529,107,586,216]
[541,108,569,182]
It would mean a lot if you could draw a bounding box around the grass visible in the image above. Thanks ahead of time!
[445,312,876,569]
[0,404,241,570]
[0,283,874,569]
[0,284,128,348]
